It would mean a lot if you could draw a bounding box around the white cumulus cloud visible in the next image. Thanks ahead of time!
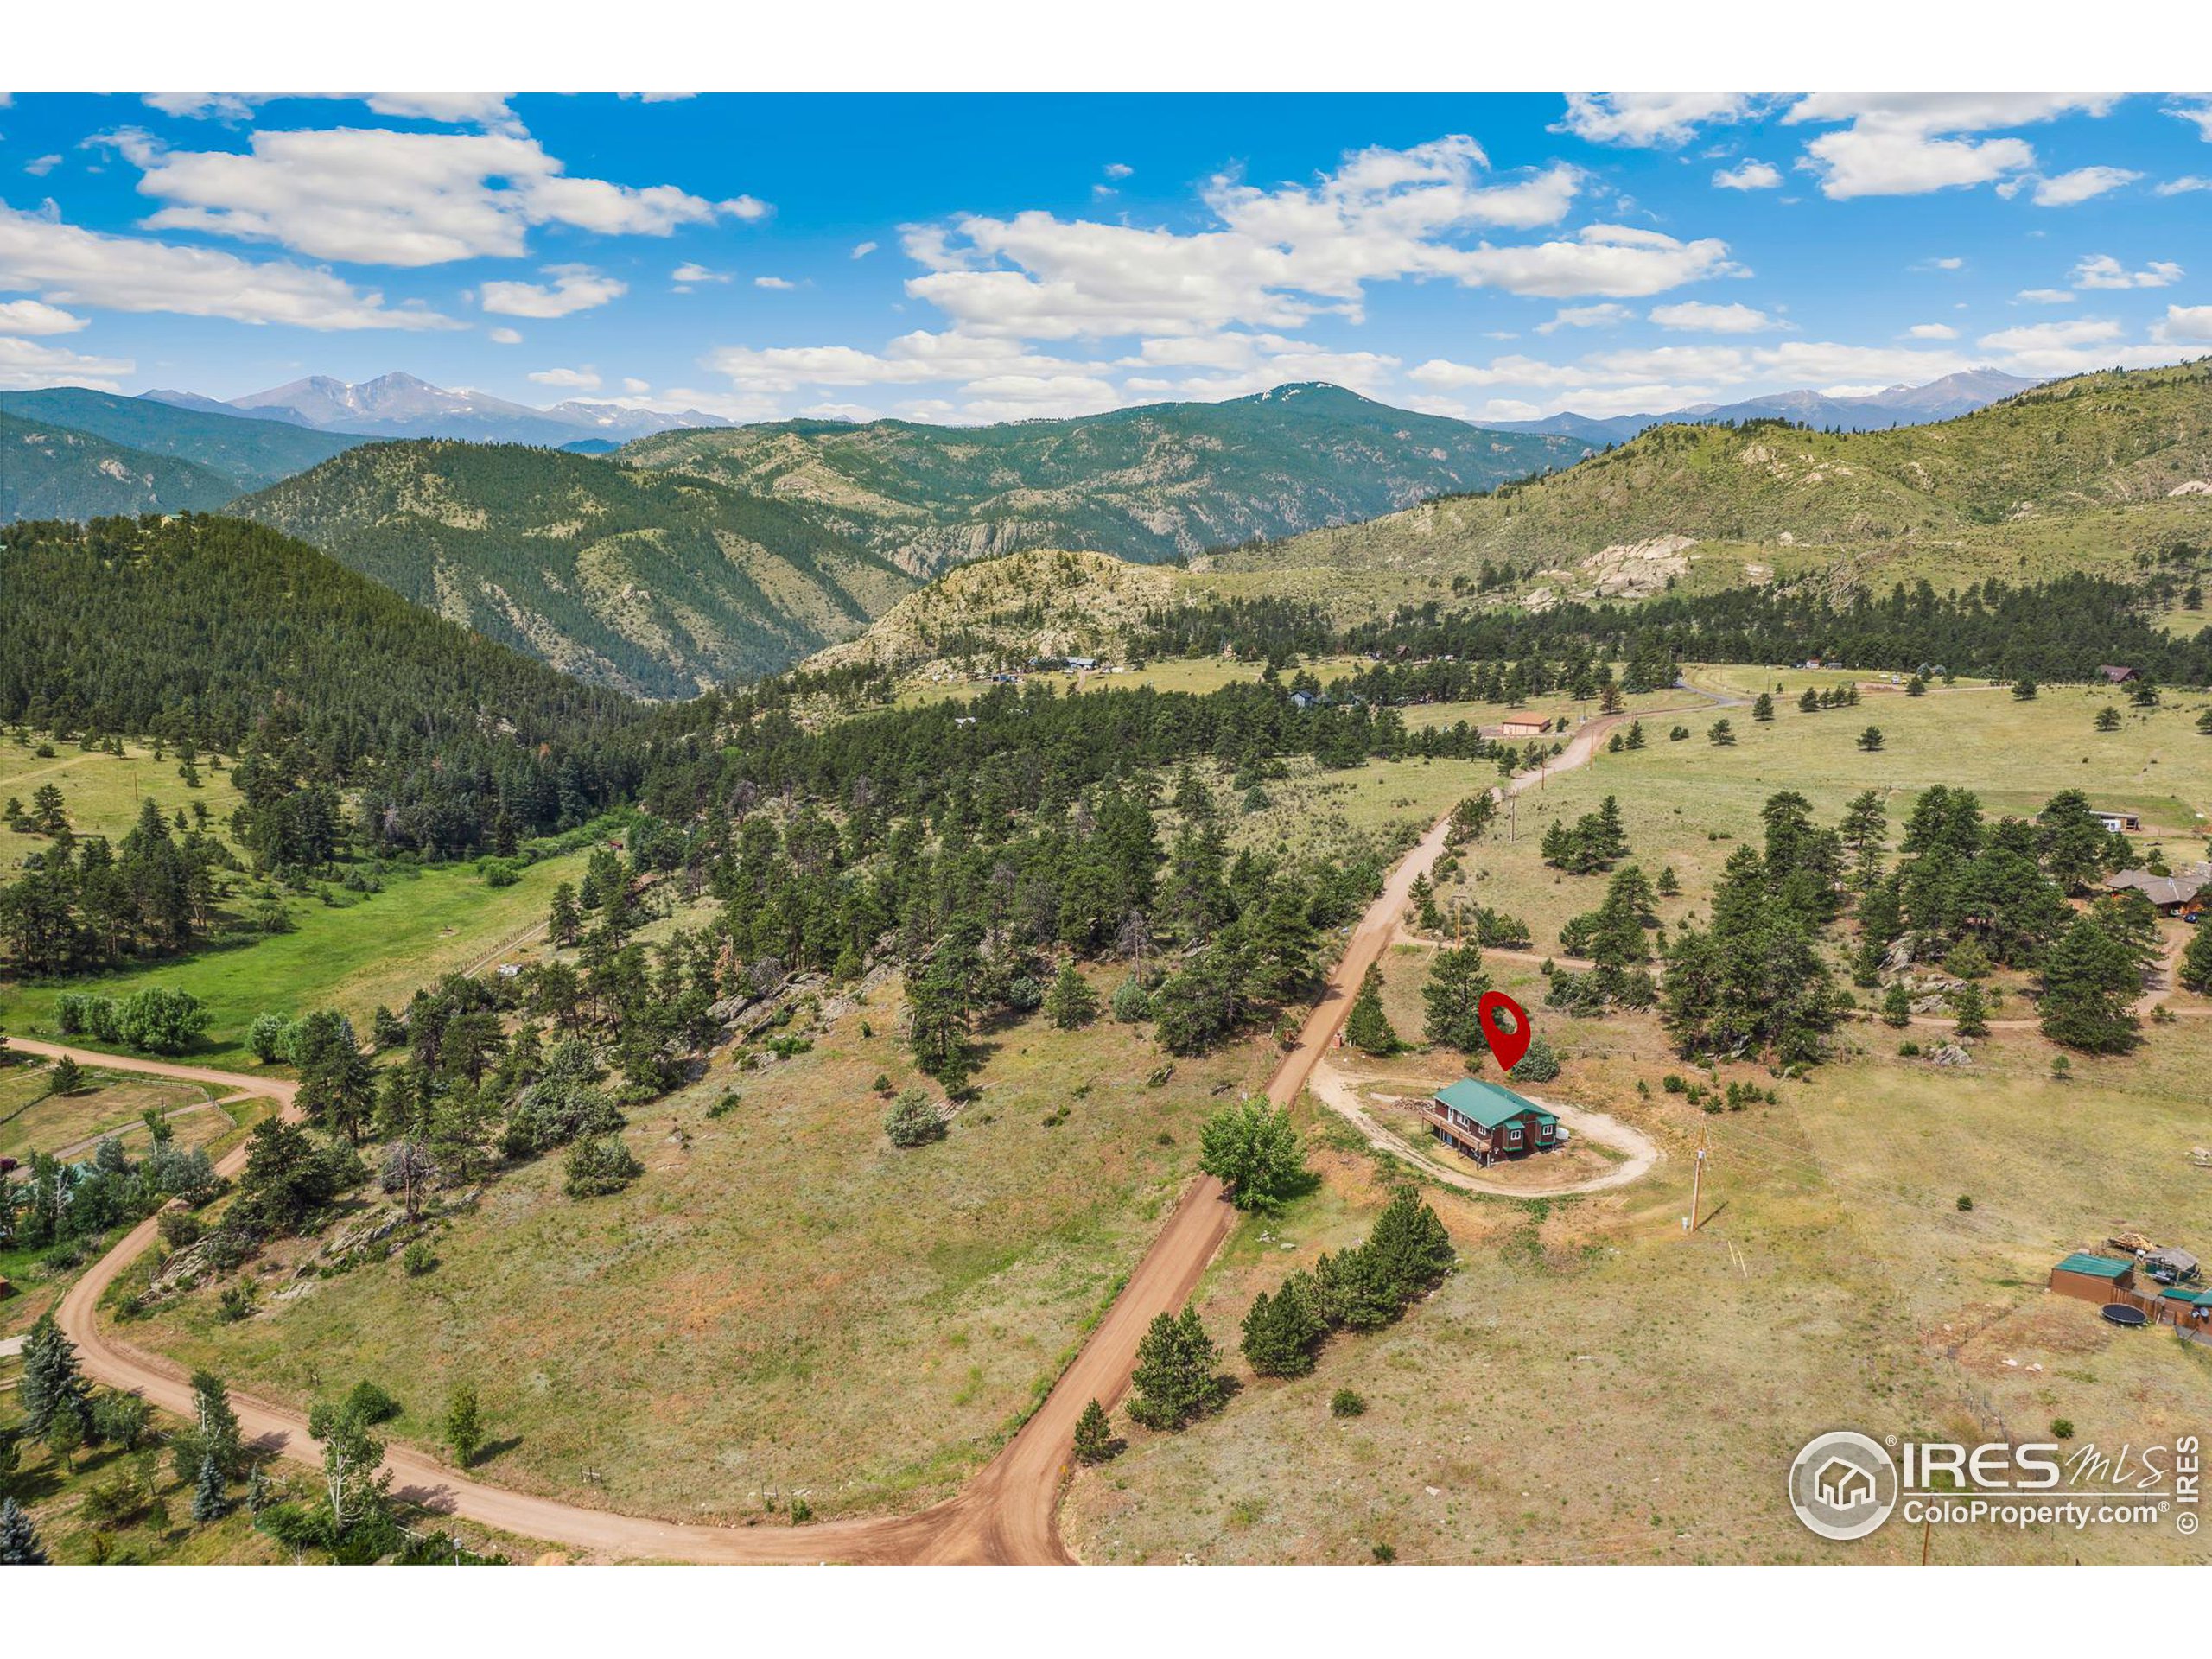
[1712,159,1783,190]
[1784,94,2118,200]
[478,265,626,318]
[0,298,88,335]
[1555,94,1756,149]
[1648,300,1782,334]
[107,126,766,267]
[0,334,134,390]
[0,202,454,330]
[528,365,601,390]
[2071,253,2182,289]
[2023,166,2140,206]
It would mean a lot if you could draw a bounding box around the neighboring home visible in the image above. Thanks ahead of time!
[1426,1077,1563,1166]
[1481,716,1549,740]
[2094,808,2143,833]
[1288,689,1320,712]
[2104,866,2210,915]
[1064,656,1097,671]
[2100,664,2140,683]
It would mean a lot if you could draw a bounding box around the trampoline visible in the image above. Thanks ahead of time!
[2101,1303,2150,1327]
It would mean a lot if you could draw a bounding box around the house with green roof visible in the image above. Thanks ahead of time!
[1427,1077,1563,1166]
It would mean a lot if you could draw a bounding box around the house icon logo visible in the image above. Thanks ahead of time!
[1789,1432,1899,1541]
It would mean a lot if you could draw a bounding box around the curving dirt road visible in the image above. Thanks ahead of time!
[22,697,1675,1563]
[22,794,1462,1561]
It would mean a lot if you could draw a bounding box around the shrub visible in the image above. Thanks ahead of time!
[1198,1097,1310,1211]
[113,987,211,1055]
[563,1135,643,1198]
[402,1241,436,1277]
[1109,976,1153,1023]
[2050,1418,2075,1440]
[247,1012,295,1065]
[1955,1195,1974,1211]
[884,1089,946,1148]
[1509,1034,1560,1084]
[1661,1073,1688,1094]
[342,1380,403,1425]
[1330,1389,1367,1418]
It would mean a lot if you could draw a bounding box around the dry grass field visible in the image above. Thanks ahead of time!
[122,963,1281,1524]
[1061,673,2212,1567]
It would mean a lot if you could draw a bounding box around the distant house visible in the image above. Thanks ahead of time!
[2094,808,2143,833]
[1482,716,1549,740]
[1065,657,1098,671]
[1425,1077,1563,1166]
[1288,690,1320,712]
[2104,867,2210,914]
[2100,664,2140,683]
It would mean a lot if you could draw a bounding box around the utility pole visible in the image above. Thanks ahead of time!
[1687,1132,1709,1234]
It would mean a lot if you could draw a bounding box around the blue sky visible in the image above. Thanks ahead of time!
[2,91,2209,423]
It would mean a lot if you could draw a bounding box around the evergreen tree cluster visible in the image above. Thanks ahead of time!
[1239,1188,1456,1379]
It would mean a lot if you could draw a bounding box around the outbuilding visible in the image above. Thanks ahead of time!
[2048,1252,2136,1303]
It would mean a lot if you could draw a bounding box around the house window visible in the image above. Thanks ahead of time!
[1506,1126,1522,1147]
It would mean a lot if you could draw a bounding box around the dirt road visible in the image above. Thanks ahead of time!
[27,782,1465,1561]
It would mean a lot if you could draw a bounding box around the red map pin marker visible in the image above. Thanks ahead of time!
[1477,990,1532,1073]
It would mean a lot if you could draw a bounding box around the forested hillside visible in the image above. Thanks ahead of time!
[622,383,1592,574]
[232,441,918,697]
[0,515,664,857]
[0,388,365,495]
[0,408,242,522]
[1223,359,2212,596]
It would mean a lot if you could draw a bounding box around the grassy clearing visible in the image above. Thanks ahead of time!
[1064,677,2212,1566]
[0,1060,219,1166]
[1427,673,2212,956]
[0,733,245,874]
[0,851,582,1062]
[121,966,1277,1523]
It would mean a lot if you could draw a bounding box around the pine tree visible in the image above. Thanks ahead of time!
[1858,725,1885,752]
[1752,693,1775,722]
[1421,944,1491,1055]
[1344,963,1397,1055]
[445,1383,483,1469]
[2180,920,2212,995]
[1948,981,1990,1039]
[1881,982,1914,1027]
[1797,688,1820,713]
[1125,1306,1228,1431]
[1624,719,1646,750]
[1363,1187,1457,1302]
[16,1311,91,1440]
[2039,915,2142,1053]
[1072,1398,1121,1464]
[1241,1279,1326,1377]
[170,1370,243,1484]
[1708,719,1736,746]
[1041,961,1100,1030]
[0,1497,46,1565]
[191,1452,231,1524]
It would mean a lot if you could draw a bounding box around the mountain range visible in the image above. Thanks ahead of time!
[1221,359,2212,608]
[1484,369,2044,445]
[620,382,1593,573]
[145,372,735,448]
